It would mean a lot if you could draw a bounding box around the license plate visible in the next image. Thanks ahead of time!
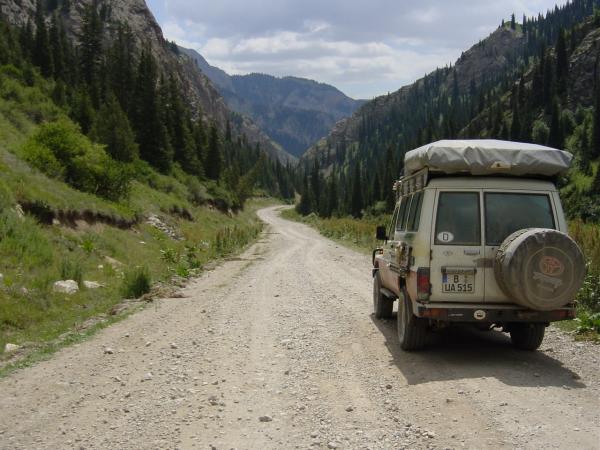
[442,273,475,293]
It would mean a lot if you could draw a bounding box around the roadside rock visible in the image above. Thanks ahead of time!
[53,280,79,295]
[83,281,103,289]
[4,343,20,353]
[146,215,182,240]
[258,415,273,422]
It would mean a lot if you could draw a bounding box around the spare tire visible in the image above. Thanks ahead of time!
[494,228,585,311]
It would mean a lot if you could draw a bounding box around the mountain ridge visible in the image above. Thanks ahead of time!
[179,45,364,157]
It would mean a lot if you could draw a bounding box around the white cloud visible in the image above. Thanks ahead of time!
[148,0,569,98]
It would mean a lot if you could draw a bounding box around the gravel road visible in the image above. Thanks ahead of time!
[1,206,599,450]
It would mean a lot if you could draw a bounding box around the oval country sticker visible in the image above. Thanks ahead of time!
[539,256,565,276]
[437,231,455,243]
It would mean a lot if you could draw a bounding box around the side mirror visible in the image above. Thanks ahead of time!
[376,225,388,241]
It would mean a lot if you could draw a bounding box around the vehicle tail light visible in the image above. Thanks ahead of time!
[417,267,431,301]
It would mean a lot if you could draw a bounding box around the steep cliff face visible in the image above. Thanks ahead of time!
[180,46,364,158]
[568,27,600,109]
[301,27,527,166]
[0,0,295,163]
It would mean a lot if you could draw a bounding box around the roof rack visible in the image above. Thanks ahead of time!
[393,168,429,199]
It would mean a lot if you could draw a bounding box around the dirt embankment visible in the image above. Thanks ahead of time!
[0,206,598,449]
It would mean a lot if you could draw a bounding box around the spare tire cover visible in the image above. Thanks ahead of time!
[494,228,585,311]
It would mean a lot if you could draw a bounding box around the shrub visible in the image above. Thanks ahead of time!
[575,311,600,334]
[121,266,151,299]
[21,118,133,200]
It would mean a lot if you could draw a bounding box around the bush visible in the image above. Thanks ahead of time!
[21,119,133,200]
[575,311,600,334]
[121,266,151,299]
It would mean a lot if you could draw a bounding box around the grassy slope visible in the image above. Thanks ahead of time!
[282,210,600,341]
[0,70,277,361]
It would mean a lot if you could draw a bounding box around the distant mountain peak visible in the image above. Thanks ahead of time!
[179,45,364,158]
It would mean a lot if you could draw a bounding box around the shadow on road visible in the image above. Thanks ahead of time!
[370,313,585,389]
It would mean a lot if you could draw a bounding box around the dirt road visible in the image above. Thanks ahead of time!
[1,206,599,450]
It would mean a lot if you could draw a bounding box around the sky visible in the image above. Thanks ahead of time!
[146,0,568,100]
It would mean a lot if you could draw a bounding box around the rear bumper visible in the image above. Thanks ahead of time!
[415,302,575,323]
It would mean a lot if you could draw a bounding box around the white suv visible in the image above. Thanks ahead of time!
[373,140,585,351]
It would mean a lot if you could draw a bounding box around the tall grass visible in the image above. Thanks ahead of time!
[283,210,386,252]
[570,220,600,314]
[121,266,151,299]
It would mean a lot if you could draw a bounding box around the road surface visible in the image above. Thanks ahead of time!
[1,206,599,449]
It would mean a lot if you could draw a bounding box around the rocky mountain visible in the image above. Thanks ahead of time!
[0,0,295,163]
[180,46,364,158]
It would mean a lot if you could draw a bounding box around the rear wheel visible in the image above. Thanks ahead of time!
[510,323,546,351]
[397,291,428,351]
[373,271,393,319]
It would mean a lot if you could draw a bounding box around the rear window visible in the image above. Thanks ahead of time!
[435,192,481,246]
[485,193,555,245]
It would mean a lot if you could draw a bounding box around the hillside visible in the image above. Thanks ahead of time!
[298,0,600,221]
[180,46,364,157]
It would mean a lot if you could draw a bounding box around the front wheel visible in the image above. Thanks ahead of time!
[373,271,393,319]
[397,291,428,351]
[510,323,546,351]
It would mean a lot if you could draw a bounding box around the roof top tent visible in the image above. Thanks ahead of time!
[403,139,573,178]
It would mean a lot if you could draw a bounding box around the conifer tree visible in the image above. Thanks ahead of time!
[133,48,173,172]
[592,81,600,160]
[205,124,222,180]
[510,13,516,30]
[548,98,564,149]
[91,94,139,162]
[33,0,53,77]
[555,28,569,96]
[350,163,363,218]
[325,175,338,217]
[48,13,64,80]
[296,173,312,216]
[80,1,103,99]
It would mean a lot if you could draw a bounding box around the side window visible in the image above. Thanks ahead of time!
[435,192,481,246]
[394,198,408,232]
[407,191,424,231]
[397,195,413,231]
[388,204,400,237]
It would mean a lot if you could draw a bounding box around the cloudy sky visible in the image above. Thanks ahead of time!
[146,0,566,99]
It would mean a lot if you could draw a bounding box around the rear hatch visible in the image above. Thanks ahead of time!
[429,188,558,304]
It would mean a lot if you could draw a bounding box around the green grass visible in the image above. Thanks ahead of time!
[0,197,273,368]
[283,209,600,341]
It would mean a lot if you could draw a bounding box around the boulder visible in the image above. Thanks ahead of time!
[4,343,20,353]
[53,280,79,294]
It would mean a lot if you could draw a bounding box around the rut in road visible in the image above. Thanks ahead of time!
[0,206,598,450]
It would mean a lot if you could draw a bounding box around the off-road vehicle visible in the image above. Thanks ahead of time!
[373,140,586,351]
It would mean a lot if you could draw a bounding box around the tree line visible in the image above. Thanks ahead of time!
[0,0,295,206]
